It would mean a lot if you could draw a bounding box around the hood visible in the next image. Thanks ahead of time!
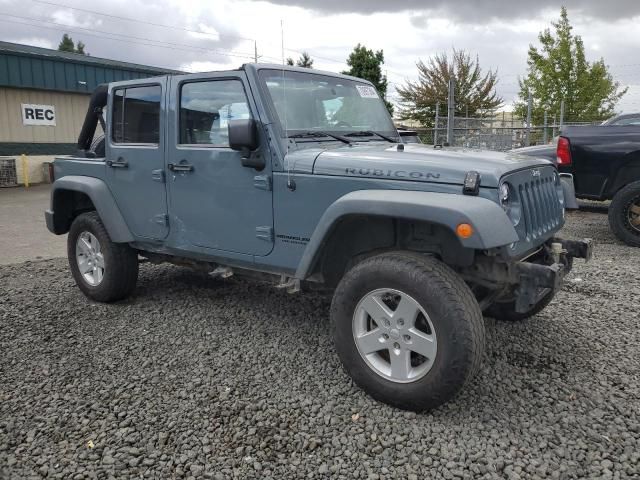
[286,143,554,189]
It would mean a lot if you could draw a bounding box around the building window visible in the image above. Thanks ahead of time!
[112,85,161,144]
[179,80,251,146]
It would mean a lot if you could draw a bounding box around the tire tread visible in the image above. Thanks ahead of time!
[68,211,138,302]
[331,251,485,411]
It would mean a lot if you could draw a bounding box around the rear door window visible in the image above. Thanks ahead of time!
[111,85,161,144]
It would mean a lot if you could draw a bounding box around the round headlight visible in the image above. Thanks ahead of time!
[500,183,510,207]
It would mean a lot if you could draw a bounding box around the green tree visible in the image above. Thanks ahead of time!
[286,52,314,68]
[342,44,393,114]
[515,7,626,124]
[396,49,502,127]
[58,33,75,53]
[57,34,88,55]
[296,51,313,68]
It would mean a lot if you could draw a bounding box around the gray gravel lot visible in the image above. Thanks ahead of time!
[1,209,639,479]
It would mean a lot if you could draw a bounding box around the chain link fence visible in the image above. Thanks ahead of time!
[399,82,607,151]
[407,115,604,152]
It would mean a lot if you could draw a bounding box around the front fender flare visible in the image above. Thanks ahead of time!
[46,176,134,243]
[295,190,519,279]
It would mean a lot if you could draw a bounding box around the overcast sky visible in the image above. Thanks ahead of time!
[2,0,640,113]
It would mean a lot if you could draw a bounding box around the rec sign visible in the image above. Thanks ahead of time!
[21,104,56,126]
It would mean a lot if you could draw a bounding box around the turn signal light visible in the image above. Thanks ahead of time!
[556,137,572,166]
[456,223,474,239]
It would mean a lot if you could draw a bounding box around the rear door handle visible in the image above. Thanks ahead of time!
[168,162,194,172]
[106,157,128,168]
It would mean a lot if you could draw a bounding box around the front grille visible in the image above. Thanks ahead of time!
[519,176,563,240]
[503,166,564,243]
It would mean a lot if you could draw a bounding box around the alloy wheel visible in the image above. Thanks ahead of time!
[352,288,437,383]
[75,231,105,286]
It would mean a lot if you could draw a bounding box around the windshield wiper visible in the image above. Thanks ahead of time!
[345,130,398,143]
[289,131,352,145]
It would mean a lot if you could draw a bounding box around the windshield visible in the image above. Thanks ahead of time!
[602,114,640,126]
[259,69,397,138]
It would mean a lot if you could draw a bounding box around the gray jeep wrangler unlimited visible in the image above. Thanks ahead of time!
[46,64,592,411]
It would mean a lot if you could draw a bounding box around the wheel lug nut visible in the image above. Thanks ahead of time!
[403,334,411,343]
[397,319,404,327]
[393,342,400,350]
[382,334,389,340]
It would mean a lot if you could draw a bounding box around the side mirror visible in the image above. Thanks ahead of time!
[229,119,263,169]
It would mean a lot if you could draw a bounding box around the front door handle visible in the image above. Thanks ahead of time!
[168,162,194,172]
[106,157,128,168]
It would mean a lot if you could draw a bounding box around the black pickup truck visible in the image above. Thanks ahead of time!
[514,118,640,247]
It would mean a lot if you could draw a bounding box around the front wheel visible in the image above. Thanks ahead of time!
[608,181,640,247]
[68,212,138,302]
[331,252,485,412]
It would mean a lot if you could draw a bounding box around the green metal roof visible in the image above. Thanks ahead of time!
[0,41,181,94]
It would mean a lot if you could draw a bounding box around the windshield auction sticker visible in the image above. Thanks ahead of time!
[355,85,379,98]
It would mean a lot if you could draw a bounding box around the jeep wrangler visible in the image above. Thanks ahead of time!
[46,64,592,411]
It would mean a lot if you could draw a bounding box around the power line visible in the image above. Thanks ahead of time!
[29,0,256,44]
[28,0,411,80]
[0,16,258,67]
[0,13,259,60]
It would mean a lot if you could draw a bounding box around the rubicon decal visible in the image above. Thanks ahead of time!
[345,168,441,180]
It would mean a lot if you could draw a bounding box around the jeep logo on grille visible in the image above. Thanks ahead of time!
[531,169,541,177]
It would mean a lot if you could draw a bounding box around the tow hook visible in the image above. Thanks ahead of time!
[550,242,567,264]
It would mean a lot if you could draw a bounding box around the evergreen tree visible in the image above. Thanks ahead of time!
[296,52,313,68]
[342,44,393,114]
[58,34,75,53]
[57,34,87,55]
[515,7,626,124]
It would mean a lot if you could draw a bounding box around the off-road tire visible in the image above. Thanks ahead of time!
[331,252,485,412]
[485,289,555,322]
[608,181,640,247]
[68,212,138,302]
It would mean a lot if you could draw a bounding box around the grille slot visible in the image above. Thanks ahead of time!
[509,168,563,242]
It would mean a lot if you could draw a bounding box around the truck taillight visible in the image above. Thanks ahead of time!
[556,137,572,166]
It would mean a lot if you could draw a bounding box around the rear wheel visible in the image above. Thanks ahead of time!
[331,252,485,412]
[608,181,640,247]
[68,212,138,302]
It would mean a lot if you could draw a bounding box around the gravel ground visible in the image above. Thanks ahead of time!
[1,209,639,480]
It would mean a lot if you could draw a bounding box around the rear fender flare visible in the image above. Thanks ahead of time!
[295,190,519,279]
[47,176,134,243]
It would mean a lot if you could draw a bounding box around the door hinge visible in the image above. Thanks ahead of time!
[255,226,274,242]
[153,214,169,226]
[152,169,165,183]
[253,175,272,191]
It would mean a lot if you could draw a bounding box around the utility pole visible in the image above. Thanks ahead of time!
[525,91,532,147]
[559,99,565,131]
[254,41,258,63]
[434,102,440,145]
[447,78,455,146]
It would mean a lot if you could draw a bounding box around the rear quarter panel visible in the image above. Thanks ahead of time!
[563,126,640,199]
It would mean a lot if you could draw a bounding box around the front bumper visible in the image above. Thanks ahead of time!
[512,237,593,312]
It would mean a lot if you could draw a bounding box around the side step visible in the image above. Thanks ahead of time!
[276,275,301,294]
